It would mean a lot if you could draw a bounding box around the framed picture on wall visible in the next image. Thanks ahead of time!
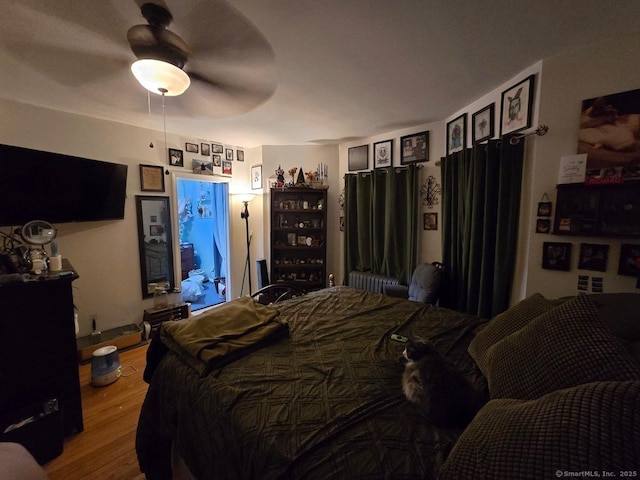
[251,164,262,189]
[237,150,245,162]
[212,143,224,154]
[472,104,494,144]
[535,218,550,234]
[192,159,213,175]
[423,212,438,231]
[400,131,429,164]
[185,142,199,153]
[212,154,222,167]
[373,139,392,168]
[223,160,233,175]
[542,241,572,271]
[348,145,368,171]
[500,74,535,136]
[168,148,183,167]
[578,243,609,272]
[201,143,210,156]
[617,243,640,276]
[226,148,234,161]
[139,164,165,192]
[446,114,466,155]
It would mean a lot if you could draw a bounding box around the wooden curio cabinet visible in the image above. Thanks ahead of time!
[270,187,327,290]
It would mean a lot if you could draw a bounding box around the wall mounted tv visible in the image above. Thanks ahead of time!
[0,144,128,227]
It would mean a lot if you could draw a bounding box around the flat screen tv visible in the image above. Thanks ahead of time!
[0,144,128,226]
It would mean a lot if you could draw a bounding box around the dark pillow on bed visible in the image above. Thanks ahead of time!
[484,294,640,400]
[467,293,562,375]
[438,380,640,479]
[588,292,640,334]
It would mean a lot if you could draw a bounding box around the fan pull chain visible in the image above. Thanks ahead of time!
[160,88,168,157]
[147,90,154,148]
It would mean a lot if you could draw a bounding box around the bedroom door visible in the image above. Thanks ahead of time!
[173,173,230,311]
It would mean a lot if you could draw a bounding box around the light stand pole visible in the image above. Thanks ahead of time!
[237,194,255,296]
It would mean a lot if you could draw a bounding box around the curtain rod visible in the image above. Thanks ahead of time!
[434,124,550,166]
[509,124,549,145]
[343,164,423,178]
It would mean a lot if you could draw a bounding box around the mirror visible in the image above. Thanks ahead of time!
[135,195,175,298]
[20,220,57,245]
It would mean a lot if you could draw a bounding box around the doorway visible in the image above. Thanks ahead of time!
[175,176,230,311]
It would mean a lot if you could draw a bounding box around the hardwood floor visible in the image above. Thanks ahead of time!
[43,343,150,480]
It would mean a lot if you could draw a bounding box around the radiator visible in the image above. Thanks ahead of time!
[348,271,399,294]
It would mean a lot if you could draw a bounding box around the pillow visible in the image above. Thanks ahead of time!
[590,293,640,365]
[588,293,640,342]
[485,294,640,399]
[468,293,562,375]
[438,381,640,479]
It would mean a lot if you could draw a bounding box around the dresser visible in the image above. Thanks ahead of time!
[180,242,195,280]
[0,262,83,438]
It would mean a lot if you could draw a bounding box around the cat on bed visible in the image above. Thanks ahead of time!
[402,337,481,427]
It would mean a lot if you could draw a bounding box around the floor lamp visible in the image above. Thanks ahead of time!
[237,193,255,296]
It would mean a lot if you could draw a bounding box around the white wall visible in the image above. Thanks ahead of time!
[2,29,639,334]
[260,145,340,284]
[334,30,640,300]
[337,122,445,284]
[524,31,640,298]
[0,98,254,335]
[437,32,640,300]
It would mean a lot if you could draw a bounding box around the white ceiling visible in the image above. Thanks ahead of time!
[1,0,640,148]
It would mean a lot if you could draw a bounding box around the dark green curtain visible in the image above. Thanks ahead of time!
[344,165,418,284]
[440,138,524,318]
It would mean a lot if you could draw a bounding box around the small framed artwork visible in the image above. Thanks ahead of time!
[237,150,245,162]
[537,201,552,217]
[139,164,165,192]
[535,218,550,234]
[617,243,640,276]
[201,143,210,156]
[185,142,199,153]
[373,139,392,168]
[251,164,262,190]
[168,148,183,167]
[192,159,213,175]
[226,148,234,161]
[446,114,466,155]
[348,145,368,171]
[212,143,224,154]
[400,131,429,164]
[222,160,232,175]
[578,243,609,272]
[423,212,438,231]
[500,74,535,136]
[472,104,494,145]
[542,242,572,271]
[212,154,222,167]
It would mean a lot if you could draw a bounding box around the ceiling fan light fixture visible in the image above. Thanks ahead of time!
[131,59,190,96]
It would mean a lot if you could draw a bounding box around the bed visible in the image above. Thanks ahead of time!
[136,286,487,479]
[137,288,640,479]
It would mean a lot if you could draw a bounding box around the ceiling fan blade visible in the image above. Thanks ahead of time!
[172,1,276,66]
[0,1,134,86]
[174,72,265,118]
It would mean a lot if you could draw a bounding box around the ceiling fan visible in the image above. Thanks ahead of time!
[127,3,191,95]
[126,1,277,111]
[0,0,277,118]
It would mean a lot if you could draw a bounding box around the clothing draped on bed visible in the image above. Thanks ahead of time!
[136,286,486,480]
